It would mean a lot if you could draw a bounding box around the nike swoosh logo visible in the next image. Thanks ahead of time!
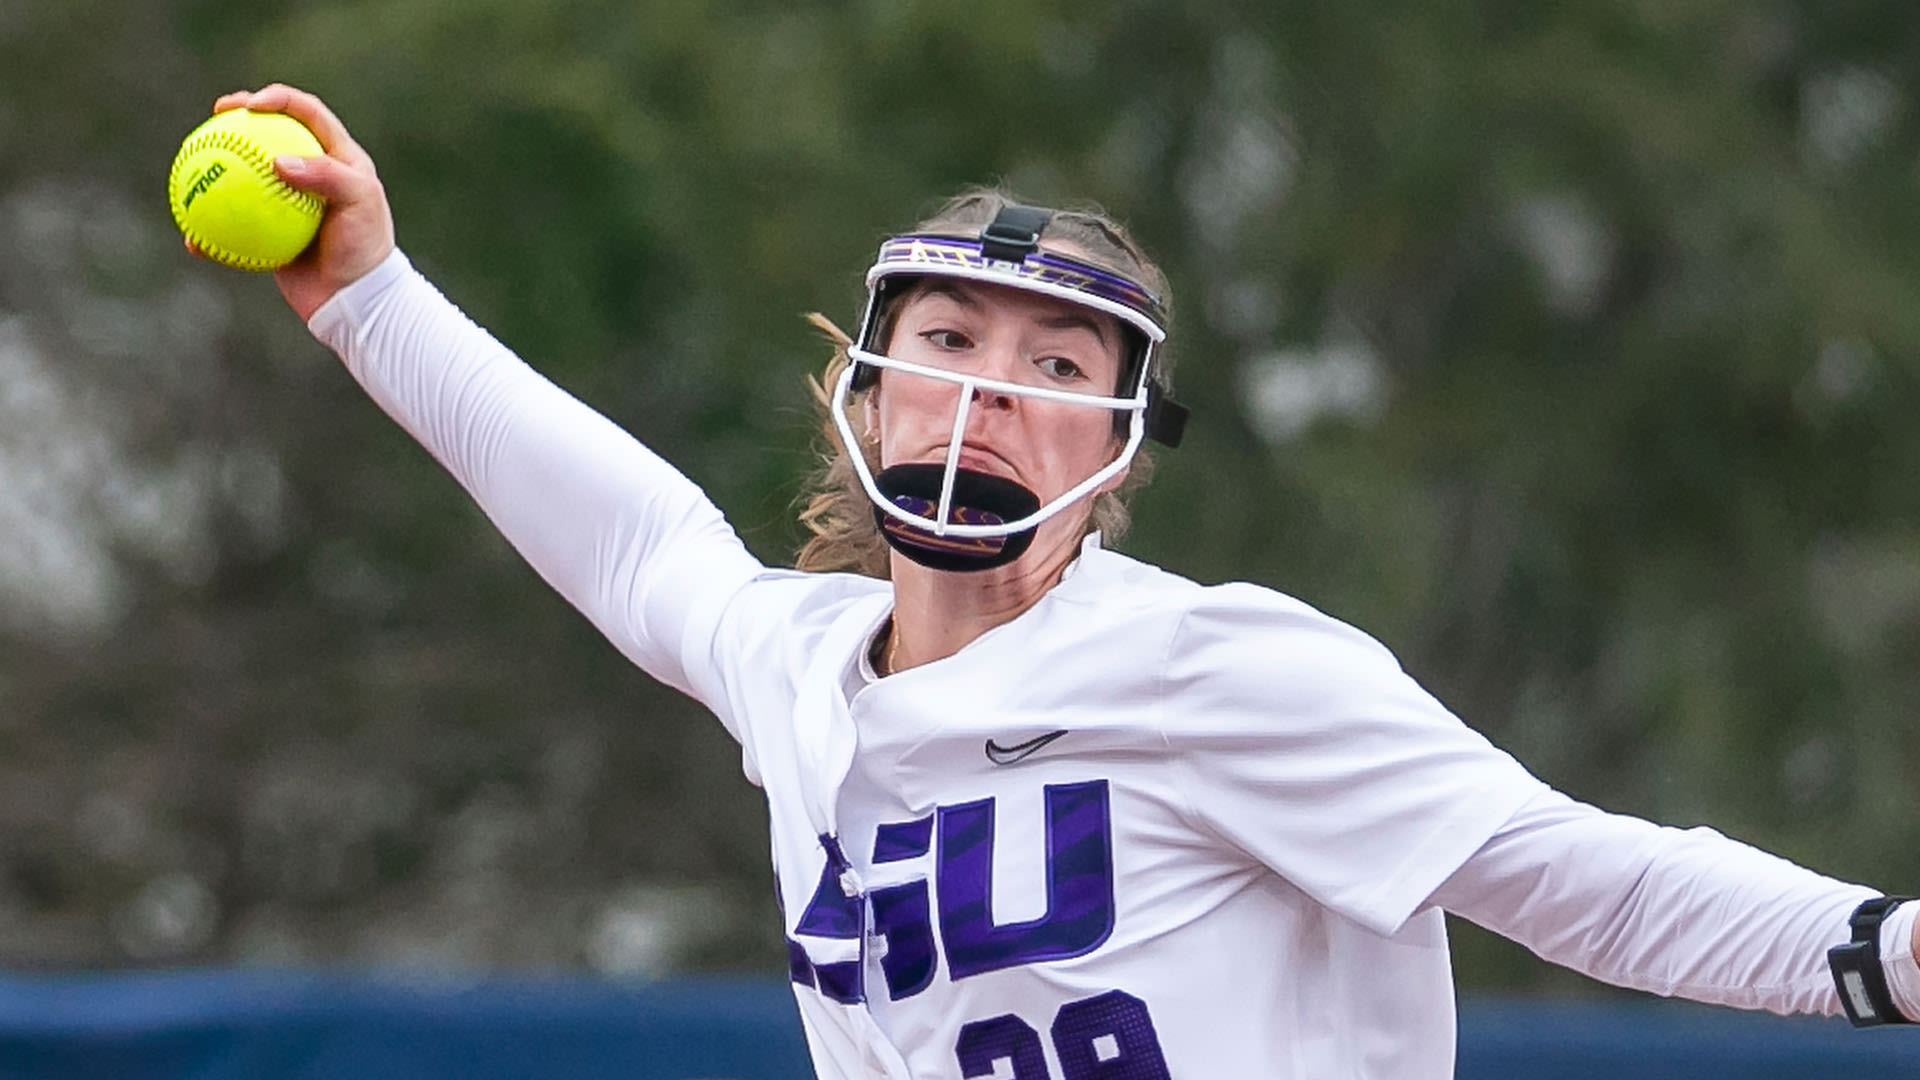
[984,729,1070,766]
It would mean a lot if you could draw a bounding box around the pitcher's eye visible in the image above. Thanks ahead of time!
[1037,356,1088,380]
[920,329,972,350]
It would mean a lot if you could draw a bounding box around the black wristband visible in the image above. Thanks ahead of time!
[1828,895,1916,1027]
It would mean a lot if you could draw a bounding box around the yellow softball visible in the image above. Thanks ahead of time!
[168,109,326,271]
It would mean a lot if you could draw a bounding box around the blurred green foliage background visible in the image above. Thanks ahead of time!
[2,0,1918,995]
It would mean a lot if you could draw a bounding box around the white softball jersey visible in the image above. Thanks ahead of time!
[310,250,1920,1079]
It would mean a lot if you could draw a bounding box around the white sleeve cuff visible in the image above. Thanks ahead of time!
[305,247,414,338]
[1878,899,1920,1021]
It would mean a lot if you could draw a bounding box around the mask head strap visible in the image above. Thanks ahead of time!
[979,204,1053,263]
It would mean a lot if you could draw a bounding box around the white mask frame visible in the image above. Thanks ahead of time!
[828,215,1184,544]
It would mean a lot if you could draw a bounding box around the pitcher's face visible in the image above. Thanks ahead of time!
[869,278,1131,532]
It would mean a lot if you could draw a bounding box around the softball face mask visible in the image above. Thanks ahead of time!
[832,205,1189,572]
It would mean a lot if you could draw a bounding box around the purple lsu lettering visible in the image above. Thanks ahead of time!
[785,780,1173,1079]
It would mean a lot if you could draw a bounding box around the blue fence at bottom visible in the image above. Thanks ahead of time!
[0,971,1913,1078]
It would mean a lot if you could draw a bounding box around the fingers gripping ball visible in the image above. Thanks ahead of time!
[168,109,325,271]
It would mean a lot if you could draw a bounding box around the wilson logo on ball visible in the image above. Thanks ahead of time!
[182,161,227,211]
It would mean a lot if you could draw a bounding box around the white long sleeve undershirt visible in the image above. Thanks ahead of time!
[307,248,762,706]
[1432,787,1920,1018]
[309,249,1920,1024]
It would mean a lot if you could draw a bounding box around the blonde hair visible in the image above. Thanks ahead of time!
[794,187,1172,577]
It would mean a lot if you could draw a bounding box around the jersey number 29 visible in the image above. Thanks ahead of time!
[958,989,1170,1080]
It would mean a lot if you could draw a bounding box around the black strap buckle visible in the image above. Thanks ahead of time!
[1143,380,1188,448]
[1829,895,1915,1027]
[979,205,1052,263]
